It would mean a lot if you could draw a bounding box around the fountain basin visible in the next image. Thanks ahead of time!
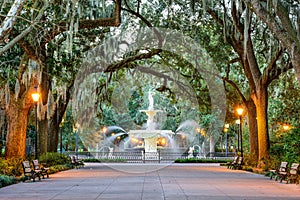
[128,130,174,138]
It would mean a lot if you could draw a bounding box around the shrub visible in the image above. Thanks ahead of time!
[0,175,16,188]
[38,152,71,167]
[0,157,23,176]
[49,165,70,174]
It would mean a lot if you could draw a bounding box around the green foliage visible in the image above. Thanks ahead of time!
[269,71,300,125]
[174,158,230,163]
[38,152,71,166]
[0,157,23,176]
[270,127,300,165]
[49,165,71,174]
[281,129,300,163]
[0,175,16,188]
[61,107,85,151]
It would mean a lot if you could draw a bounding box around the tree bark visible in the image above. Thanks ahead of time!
[37,64,50,156]
[252,85,270,165]
[48,82,73,152]
[246,98,258,161]
[48,114,59,152]
[5,96,31,159]
[38,119,48,156]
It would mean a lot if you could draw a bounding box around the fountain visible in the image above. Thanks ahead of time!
[127,90,174,159]
[95,90,203,163]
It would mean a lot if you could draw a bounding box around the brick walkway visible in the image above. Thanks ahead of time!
[1,163,300,200]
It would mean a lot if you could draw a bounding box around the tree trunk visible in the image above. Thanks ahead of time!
[47,83,73,152]
[209,136,215,156]
[292,52,300,86]
[5,98,31,159]
[48,109,59,152]
[38,119,48,155]
[253,86,270,166]
[246,99,258,161]
[38,65,50,155]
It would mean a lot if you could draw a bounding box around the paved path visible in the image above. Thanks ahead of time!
[1,163,300,200]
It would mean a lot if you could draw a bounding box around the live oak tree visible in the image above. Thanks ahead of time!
[206,1,292,165]
[242,0,300,85]
[178,0,293,165]
[1,0,121,159]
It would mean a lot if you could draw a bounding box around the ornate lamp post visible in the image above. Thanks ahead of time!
[224,123,229,157]
[236,107,244,157]
[235,119,240,152]
[31,88,40,159]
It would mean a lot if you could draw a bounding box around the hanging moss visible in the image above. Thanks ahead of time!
[5,82,10,110]
[14,79,20,100]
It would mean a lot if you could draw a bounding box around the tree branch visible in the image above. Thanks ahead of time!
[262,47,282,85]
[0,0,26,41]
[104,49,162,72]
[44,0,121,45]
[0,2,48,56]
[122,0,163,47]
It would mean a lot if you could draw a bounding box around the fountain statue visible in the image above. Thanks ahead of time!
[127,90,174,156]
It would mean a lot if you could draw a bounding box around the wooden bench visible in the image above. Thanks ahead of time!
[286,163,300,184]
[22,161,41,182]
[232,156,243,170]
[32,159,49,179]
[70,156,84,169]
[226,156,239,169]
[274,161,289,182]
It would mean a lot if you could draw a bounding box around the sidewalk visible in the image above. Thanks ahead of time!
[1,163,300,200]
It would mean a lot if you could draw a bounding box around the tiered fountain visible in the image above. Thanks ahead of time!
[127,91,174,159]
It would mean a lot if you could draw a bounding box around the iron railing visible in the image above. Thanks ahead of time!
[65,150,235,163]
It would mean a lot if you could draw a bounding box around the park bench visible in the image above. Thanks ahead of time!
[226,156,239,169]
[32,159,49,179]
[286,163,300,184]
[21,160,41,182]
[70,156,84,169]
[273,161,289,182]
[232,156,243,170]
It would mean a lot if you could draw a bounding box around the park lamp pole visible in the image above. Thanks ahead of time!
[224,124,229,157]
[236,107,244,157]
[31,88,40,159]
[235,119,240,152]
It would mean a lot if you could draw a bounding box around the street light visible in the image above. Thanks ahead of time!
[283,123,291,131]
[31,88,40,159]
[236,107,244,157]
[224,124,229,157]
[235,119,240,152]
